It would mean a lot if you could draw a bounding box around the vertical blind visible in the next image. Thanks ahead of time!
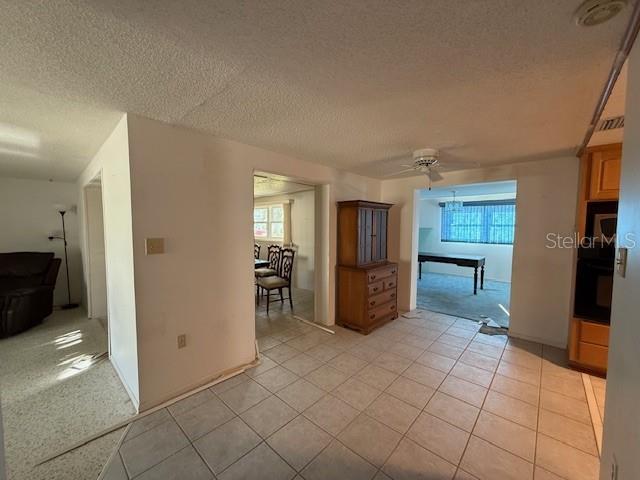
[440,200,516,244]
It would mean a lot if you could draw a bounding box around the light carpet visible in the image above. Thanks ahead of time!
[0,308,135,480]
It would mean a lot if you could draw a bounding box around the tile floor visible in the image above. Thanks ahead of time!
[102,310,601,480]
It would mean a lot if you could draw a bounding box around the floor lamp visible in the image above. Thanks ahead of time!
[48,205,79,310]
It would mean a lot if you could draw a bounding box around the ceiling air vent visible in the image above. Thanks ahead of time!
[596,116,625,131]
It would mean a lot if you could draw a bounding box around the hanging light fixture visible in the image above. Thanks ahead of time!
[444,190,463,211]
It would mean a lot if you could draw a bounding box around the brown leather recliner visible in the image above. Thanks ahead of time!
[0,252,61,338]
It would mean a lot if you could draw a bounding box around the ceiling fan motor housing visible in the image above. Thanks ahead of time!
[413,148,439,169]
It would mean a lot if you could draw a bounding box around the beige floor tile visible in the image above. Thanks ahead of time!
[365,392,421,434]
[473,333,507,348]
[453,318,481,331]
[302,440,377,480]
[459,350,499,373]
[245,356,279,378]
[412,326,443,341]
[374,470,393,480]
[473,410,536,462]
[328,352,369,375]
[415,351,456,373]
[356,364,399,390]
[282,353,323,376]
[538,410,598,456]
[540,389,591,425]
[305,365,349,391]
[454,469,479,479]
[496,361,540,386]
[264,343,302,364]
[218,442,295,480]
[466,340,504,359]
[173,396,236,441]
[505,337,542,355]
[385,376,436,409]
[217,380,272,414]
[438,333,471,349]
[460,436,533,480]
[193,417,261,474]
[253,365,299,393]
[490,374,539,406]
[446,326,477,340]
[135,445,214,480]
[338,414,402,467]
[428,341,465,360]
[333,378,383,410]
[407,412,469,464]
[168,390,216,417]
[373,351,413,374]
[386,341,425,360]
[240,396,297,438]
[401,334,437,350]
[402,363,447,389]
[483,390,538,430]
[383,437,457,480]
[306,343,342,362]
[535,434,600,480]
[450,362,494,388]
[125,409,172,441]
[348,343,384,363]
[534,466,564,480]
[303,394,359,435]
[439,375,487,408]
[541,373,586,401]
[287,332,326,352]
[210,373,251,395]
[266,416,332,471]
[500,349,542,371]
[425,392,480,432]
[276,378,325,412]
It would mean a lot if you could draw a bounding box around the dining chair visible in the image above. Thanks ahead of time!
[254,243,261,259]
[256,248,295,314]
[255,245,281,302]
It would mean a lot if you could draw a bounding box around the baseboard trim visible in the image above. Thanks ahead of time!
[507,330,567,350]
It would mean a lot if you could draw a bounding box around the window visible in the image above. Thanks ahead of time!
[440,200,515,244]
[254,204,284,240]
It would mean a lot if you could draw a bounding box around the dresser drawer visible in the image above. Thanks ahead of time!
[368,281,384,296]
[367,302,397,322]
[367,265,398,283]
[367,289,396,310]
[580,321,609,347]
[578,341,608,370]
[383,277,397,290]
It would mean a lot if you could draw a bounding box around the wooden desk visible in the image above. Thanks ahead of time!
[418,252,486,295]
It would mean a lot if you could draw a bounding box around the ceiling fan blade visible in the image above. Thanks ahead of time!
[427,169,444,181]
[382,168,417,177]
[438,160,479,168]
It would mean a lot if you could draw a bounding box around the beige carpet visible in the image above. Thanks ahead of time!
[0,308,135,480]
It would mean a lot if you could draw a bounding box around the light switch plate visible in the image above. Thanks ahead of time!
[145,238,165,255]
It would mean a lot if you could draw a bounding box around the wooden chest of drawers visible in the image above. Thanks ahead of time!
[336,262,398,334]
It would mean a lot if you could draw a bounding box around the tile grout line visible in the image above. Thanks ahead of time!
[581,373,604,457]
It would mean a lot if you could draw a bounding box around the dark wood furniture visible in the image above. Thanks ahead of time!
[569,143,621,374]
[418,252,486,295]
[254,243,261,259]
[254,258,269,269]
[257,248,295,314]
[336,200,398,334]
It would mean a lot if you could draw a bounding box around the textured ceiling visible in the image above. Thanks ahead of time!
[0,0,631,180]
[254,174,314,198]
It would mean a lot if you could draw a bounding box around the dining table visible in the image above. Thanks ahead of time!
[255,258,270,269]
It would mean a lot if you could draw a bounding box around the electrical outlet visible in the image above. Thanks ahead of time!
[177,334,186,349]
[145,237,165,255]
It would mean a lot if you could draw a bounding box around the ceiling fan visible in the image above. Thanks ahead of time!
[385,148,479,189]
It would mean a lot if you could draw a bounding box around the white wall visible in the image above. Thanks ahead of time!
[0,177,82,305]
[600,40,640,480]
[418,193,515,282]
[77,115,140,409]
[381,156,579,348]
[84,185,107,319]
[255,189,315,290]
[0,397,5,480]
[126,115,380,409]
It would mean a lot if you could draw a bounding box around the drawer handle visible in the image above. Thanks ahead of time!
[369,313,376,319]
[372,287,379,292]
[390,293,395,298]
[387,282,395,287]
[390,305,396,311]
[370,300,376,307]
[391,270,397,274]
[370,275,376,280]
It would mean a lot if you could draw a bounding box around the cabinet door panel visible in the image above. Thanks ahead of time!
[589,147,621,200]
[362,208,373,265]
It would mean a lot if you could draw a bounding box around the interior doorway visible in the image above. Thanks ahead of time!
[415,180,517,328]
[253,172,317,340]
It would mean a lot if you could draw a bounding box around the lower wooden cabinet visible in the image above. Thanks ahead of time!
[569,318,609,373]
[336,262,398,334]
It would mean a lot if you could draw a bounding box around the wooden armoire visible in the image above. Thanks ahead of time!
[336,200,398,334]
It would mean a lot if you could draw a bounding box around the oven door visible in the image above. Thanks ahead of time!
[574,258,614,323]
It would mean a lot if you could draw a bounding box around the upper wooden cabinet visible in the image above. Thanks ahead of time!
[588,143,622,200]
[337,200,392,267]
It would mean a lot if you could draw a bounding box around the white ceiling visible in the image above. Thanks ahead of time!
[419,180,517,199]
[254,174,314,198]
[0,0,632,181]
